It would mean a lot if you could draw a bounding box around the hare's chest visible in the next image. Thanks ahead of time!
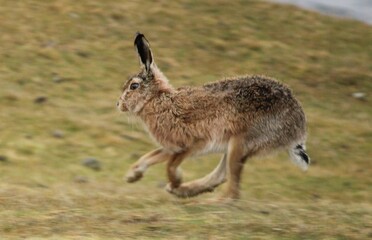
[143,122,188,152]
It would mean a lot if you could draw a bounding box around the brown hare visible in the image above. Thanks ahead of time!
[117,32,310,201]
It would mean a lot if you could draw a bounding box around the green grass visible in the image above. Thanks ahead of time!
[0,0,371,239]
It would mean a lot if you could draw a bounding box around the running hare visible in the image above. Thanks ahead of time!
[117,33,310,200]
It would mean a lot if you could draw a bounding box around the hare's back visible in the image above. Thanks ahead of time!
[203,75,306,147]
[203,75,299,114]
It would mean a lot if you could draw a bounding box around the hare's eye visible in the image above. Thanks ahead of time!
[130,82,140,90]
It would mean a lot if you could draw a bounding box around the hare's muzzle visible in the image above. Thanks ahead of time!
[117,100,128,112]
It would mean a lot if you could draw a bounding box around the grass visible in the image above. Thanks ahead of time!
[0,0,371,239]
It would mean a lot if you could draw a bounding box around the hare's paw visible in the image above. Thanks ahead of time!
[165,183,191,198]
[125,166,144,183]
[165,182,215,198]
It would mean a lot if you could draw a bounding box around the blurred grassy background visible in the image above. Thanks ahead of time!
[0,0,371,239]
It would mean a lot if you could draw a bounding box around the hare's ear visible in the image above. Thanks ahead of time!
[134,32,153,73]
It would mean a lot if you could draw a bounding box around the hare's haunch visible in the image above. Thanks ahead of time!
[117,33,310,200]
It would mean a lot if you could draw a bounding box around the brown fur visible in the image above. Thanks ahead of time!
[118,33,309,200]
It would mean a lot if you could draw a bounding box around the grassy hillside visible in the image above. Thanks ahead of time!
[0,0,371,239]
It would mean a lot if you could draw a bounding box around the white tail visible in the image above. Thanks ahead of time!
[289,144,310,171]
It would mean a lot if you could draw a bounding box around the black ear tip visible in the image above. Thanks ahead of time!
[134,32,146,46]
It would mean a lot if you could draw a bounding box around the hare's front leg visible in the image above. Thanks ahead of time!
[165,151,192,190]
[126,148,172,183]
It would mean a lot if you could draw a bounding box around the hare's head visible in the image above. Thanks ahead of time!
[117,33,172,113]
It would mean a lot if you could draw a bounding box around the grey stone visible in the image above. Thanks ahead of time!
[81,158,101,171]
[52,75,62,83]
[0,155,8,162]
[74,175,89,183]
[52,130,64,138]
[34,96,47,104]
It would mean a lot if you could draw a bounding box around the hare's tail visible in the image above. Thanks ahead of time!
[289,143,310,171]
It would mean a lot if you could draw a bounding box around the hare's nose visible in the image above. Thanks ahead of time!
[116,101,119,107]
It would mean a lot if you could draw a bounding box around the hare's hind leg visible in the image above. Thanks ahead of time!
[126,148,172,183]
[167,154,227,198]
[220,136,252,200]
